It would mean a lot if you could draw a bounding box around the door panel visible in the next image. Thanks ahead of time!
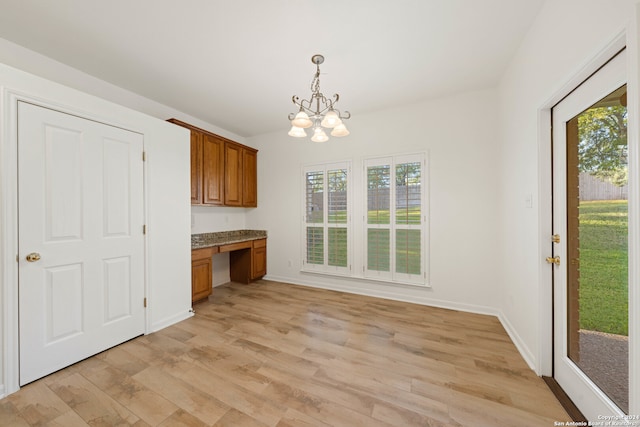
[18,101,145,385]
[552,50,628,418]
[104,256,132,323]
[46,263,83,343]
[104,138,133,236]
[45,125,83,241]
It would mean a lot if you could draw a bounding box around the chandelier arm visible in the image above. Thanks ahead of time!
[299,98,315,113]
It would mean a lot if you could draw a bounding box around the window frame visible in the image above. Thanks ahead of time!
[364,153,428,286]
[301,161,352,276]
[300,153,429,287]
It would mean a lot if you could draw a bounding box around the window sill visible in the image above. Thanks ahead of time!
[300,268,430,289]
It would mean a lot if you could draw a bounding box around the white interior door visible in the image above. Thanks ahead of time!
[18,101,145,385]
[552,50,629,418]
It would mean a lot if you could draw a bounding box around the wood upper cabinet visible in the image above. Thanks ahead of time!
[190,130,202,204]
[224,142,257,207]
[202,134,224,205]
[168,119,257,207]
[243,148,258,208]
[224,143,243,206]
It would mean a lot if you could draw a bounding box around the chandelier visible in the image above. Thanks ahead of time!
[288,54,351,142]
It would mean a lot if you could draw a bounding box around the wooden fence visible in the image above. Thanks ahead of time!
[579,172,628,201]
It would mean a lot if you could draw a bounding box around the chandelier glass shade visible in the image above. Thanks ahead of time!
[288,54,351,142]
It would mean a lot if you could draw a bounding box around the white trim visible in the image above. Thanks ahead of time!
[626,4,640,415]
[266,274,499,317]
[537,30,627,380]
[149,311,193,333]
[537,25,640,416]
[1,89,151,395]
[1,87,21,395]
[265,273,537,370]
[301,161,352,276]
[537,107,553,377]
[552,50,627,419]
[363,153,428,286]
[498,310,537,372]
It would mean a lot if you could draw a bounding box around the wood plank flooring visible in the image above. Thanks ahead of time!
[1,280,569,426]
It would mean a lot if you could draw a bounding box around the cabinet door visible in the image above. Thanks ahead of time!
[190,130,203,204]
[202,134,224,205]
[252,239,267,279]
[191,257,212,302]
[224,143,243,206]
[243,148,257,207]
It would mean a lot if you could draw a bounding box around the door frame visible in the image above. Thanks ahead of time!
[1,90,150,395]
[538,27,639,415]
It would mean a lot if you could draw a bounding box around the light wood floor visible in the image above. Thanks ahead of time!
[1,280,569,426]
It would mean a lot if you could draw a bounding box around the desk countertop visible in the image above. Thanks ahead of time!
[191,230,267,250]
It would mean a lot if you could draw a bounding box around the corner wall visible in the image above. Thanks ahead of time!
[0,60,191,396]
[246,88,503,317]
[0,37,249,237]
[497,0,636,373]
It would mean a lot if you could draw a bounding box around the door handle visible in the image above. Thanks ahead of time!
[26,252,41,262]
[545,256,560,266]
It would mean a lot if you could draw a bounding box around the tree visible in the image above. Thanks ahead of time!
[578,105,627,186]
[396,162,421,187]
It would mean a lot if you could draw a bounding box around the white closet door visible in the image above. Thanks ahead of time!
[18,101,145,385]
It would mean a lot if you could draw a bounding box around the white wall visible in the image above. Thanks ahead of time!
[0,37,250,237]
[2,0,636,400]
[498,0,636,373]
[246,88,503,315]
[0,36,252,299]
[0,61,192,395]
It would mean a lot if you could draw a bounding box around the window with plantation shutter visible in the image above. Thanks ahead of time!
[301,154,427,286]
[365,154,427,285]
[302,162,350,274]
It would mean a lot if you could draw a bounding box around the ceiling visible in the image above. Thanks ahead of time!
[0,0,545,137]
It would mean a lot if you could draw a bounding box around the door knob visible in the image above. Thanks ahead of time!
[545,256,560,266]
[26,252,41,262]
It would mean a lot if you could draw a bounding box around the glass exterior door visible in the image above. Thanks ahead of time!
[551,50,629,419]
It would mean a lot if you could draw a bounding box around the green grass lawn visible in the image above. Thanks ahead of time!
[579,200,628,336]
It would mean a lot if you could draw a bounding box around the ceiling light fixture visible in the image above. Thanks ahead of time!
[288,54,351,142]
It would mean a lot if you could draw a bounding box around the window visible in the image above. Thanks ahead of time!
[365,154,427,285]
[301,154,427,286]
[302,162,350,274]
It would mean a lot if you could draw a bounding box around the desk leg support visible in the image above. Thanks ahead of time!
[230,248,252,284]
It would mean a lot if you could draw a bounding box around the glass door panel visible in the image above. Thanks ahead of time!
[566,84,628,413]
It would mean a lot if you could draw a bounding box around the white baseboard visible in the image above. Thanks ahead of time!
[264,274,538,374]
[497,310,538,373]
[149,310,193,333]
[265,274,499,317]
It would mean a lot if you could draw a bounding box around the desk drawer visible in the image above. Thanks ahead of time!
[192,246,218,260]
[219,240,252,252]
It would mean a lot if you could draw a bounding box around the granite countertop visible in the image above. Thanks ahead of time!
[191,229,267,250]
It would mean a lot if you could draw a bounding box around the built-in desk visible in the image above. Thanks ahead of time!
[191,230,267,303]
